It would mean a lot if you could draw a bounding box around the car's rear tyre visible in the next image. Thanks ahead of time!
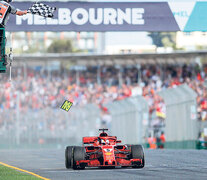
[72,146,86,170]
[131,145,145,168]
[65,146,74,169]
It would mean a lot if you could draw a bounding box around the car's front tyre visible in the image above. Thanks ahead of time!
[65,146,74,169]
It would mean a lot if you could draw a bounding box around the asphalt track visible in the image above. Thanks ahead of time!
[0,149,207,180]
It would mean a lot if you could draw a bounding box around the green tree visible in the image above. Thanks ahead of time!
[148,32,176,49]
[47,39,73,53]
[148,32,163,47]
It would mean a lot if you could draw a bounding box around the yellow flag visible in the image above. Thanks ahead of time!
[60,100,73,112]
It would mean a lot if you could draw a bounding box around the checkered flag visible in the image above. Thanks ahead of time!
[27,2,56,18]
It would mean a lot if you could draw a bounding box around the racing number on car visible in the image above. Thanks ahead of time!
[60,100,73,112]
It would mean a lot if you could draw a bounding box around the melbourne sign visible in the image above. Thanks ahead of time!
[16,8,145,25]
[7,1,180,32]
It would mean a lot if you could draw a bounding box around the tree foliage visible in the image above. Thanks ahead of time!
[47,39,74,53]
[148,32,176,49]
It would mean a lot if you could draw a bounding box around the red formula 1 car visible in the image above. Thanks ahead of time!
[65,129,145,170]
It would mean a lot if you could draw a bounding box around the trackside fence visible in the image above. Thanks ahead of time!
[158,84,198,149]
[0,103,100,148]
[105,96,149,144]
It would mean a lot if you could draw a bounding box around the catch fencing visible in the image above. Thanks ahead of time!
[158,84,198,144]
[0,95,149,148]
[105,96,149,144]
[0,101,100,147]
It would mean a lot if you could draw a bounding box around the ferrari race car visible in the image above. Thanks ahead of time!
[65,129,145,170]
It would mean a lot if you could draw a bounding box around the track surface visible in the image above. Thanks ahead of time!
[0,149,207,180]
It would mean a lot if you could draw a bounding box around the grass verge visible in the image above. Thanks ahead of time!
[0,165,42,180]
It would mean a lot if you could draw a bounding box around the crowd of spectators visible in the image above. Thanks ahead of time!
[0,63,207,135]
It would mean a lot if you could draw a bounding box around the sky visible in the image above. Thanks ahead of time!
[105,32,152,47]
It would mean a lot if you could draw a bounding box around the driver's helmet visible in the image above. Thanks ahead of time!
[101,139,105,145]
